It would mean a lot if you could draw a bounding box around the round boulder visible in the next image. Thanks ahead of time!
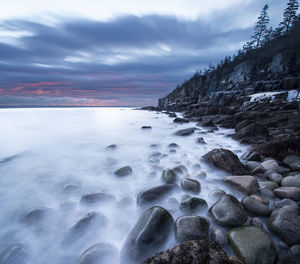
[181,178,201,194]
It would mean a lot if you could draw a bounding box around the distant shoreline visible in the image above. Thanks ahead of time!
[0,105,137,109]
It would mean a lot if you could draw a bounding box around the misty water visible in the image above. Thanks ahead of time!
[0,107,249,263]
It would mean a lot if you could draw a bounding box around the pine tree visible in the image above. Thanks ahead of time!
[280,0,299,33]
[251,4,270,48]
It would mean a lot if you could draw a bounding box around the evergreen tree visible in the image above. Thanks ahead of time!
[280,0,299,33]
[251,4,270,48]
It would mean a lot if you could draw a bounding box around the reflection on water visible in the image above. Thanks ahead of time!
[0,107,248,263]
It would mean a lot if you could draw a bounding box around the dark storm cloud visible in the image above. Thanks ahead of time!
[0,0,288,106]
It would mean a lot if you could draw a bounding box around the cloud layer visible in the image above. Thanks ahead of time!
[0,0,287,106]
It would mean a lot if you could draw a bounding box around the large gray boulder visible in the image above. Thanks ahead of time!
[228,226,277,264]
[120,206,174,264]
[281,174,300,188]
[181,178,201,194]
[79,243,118,264]
[224,176,259,195]
[142,240,230,264]
[137,184,178,206]
[209,195,247,227]
[261,159,280,173]
[273,187,300,201]
[268,206,300,246]
[175,216,210,243]
[202,148,249,175]
[241,196,271,216]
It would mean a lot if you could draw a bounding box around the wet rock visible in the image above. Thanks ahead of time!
[265,171,282,183]
[141,126,152,129]
[114,166,133,177]
[249,217,263,228]
[242,196,271,216]
[273,187,300,200]
[228,226,277,264]
[273,198,298,210]
[268,206,300,246]
[142,240,230,264]
[210,227,228,247]
[65,212,107,243]
[63,183,81,193]
[261,159,280,173]
[241,151,262,162]
[173,117,189,124]
[175,128,195,136]
[259,181,278,190]
[137,184,178,206]
[259,188,275,198]
[120,206,173,264]
[81,192,115,204]
[196,137,206,144]
[245,161,261,171]
[106,144,117,150]
[236,123,270,144]
[21,208,50,225]
[195,171,207,180]
[202,120,215,127]
[180,197,208,214]
[283,155,300,170]
[223,176,259,195]
[249,194,269,205]
[209,190,226,202]
[79,243,118,264]
[181,178,201,194]
[290,245,300,257]
[168,143,179,148]
[281,174,300,188]
[202,148,249,175]
[0,244,27,264]
[175,216,210,243]
[209,195,247,227]
[173,165,188,176]
[161,169,177,184]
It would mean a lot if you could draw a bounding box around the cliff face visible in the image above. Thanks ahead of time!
[158,28,300,110]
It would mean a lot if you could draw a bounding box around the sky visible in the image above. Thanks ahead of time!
[0,0,288,107]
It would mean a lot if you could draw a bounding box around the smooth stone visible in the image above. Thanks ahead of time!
[259,188,275,198]
[21,208,50,225]
[202,148,249,175]
[273,187,300,201]
[141,126,152,129]
[261,159,280,173]
[259,181,278,190]
[265,171,283,184]
[249,194,269,205]
[281,174,300,188]
[180,197,208,214]
[273,198,298,210]
[142,240,229,264]
[137,184,178,206]
[81,192,115,204]
[114,166,133,177]
[246,161,261,171]
[174,216,210,243]
[290,245,300,257]
[168,143,179,148]
[228,226,277,264]
[0,244,27,264]
[268,206,300,246]
[209,190,226,202]
[173,117,189,124]
[210,227,228,247]
[195,171,207,180]
[242,197,271,216]
[249,217,263,228]
[172,165,188,176]
[181,178,200,194]
[106,144,117,150]
[161,169,177,184]
[224,176,259,195]
[174,128,195,136]
[242,151,262,162]
[209,195,248,227]
[79,243,118,264]
[283,155,300,170]
[120,206,173,263]
[63,183,81,193]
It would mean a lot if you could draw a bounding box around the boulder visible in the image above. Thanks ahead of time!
[79,243,118,264]
[259,181,278,190]
[181,178,201,194]
[261,159,280,173]
[175,128,195,136]
[273,187,300,201]
[114,166,133,177]
[209,195,248,227]
[265,171,282,183]
[273,198,298,210]
[236,123,270,144]
[242,197,271,216]
[142,240,230,264]
[161,169,177,184]
[224,176,259,195]
[137,184,178,206]
[21,208,50,225]
[120,206,173,263]
[175,216,210,243]
[173,117,189,124]
[172,165,188,176]
[180,197,208,214]
[202,148,249,175]
[281,174,300,188]
[268,206,300,246]
[81,192,115,204]
[283,155,300,170]
[245,161,261,171]
[210,227,228,247]
[228,226,277,264]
